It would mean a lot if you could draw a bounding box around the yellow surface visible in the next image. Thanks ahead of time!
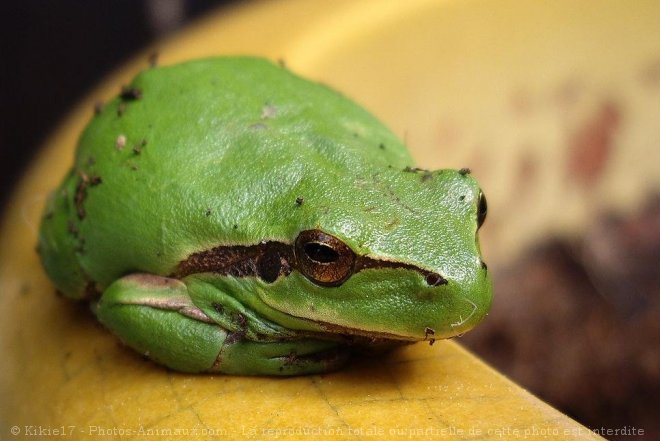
[4,0,657,438]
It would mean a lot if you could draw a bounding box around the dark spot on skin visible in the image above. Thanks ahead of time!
[130,165,139,171]
[283,351,298,366]
[481,260,488,271]
[256,244,282,283]
[402,166,433,182]
[425,273,448,287]
[459,195,466,201]
[148,52,159,68]
[132,139,147,155]
[93,102,104,115]
[277,58,287,68]
[86,157,96,167]
[420,172,433,182]
[225,330,246,344]
[425,327,436,345]
[458,168,471,176]
[212,303,224,315]
[236,313,247,329]
[295,196,304,206]
[67,221,79,237]
[353,132,359,138]
[120,86,143,100]
[74,172,102,220]
[233,224,238,229]
[379,143,386,150]
[44,211,54,220]
[205,208,212,216]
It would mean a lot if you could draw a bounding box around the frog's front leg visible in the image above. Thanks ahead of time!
[94,274,349,375]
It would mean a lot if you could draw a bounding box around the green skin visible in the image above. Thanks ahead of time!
[38,57,492,375]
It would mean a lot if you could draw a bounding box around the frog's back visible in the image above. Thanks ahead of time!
[38,57,414,298]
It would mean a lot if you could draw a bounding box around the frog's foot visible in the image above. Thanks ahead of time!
[94,273,349,375]
[217,337,349,376]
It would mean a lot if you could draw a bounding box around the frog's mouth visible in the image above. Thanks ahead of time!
[314,321,425,343]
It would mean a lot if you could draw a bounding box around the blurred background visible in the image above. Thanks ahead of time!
[2,1,658,440]
[0,0,233,210]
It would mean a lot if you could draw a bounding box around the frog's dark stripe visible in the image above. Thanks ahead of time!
[175,241,294,282]
[175,241,447,287]
[354,257,448,287]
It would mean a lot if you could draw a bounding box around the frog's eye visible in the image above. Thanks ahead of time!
[294,230,356,286]
[477,190,487,229]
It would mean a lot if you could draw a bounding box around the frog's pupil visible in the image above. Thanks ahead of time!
[304,243,339,263]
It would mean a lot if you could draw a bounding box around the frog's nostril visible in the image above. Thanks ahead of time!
[425,272,447,287]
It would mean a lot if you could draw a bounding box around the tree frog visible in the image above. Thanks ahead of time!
[38,57,492,375]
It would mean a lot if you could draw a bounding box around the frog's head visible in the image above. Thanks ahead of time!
[238,167,492,342]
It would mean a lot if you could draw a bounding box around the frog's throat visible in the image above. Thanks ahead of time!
[173,239,447,287]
